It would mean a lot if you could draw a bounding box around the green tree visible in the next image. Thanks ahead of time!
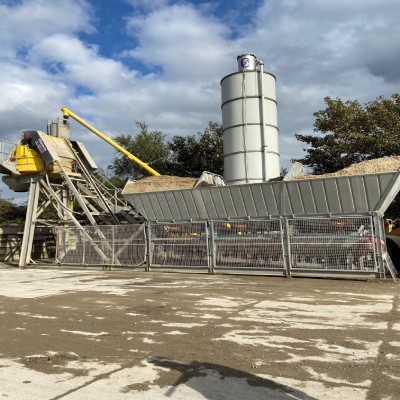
[168,121,224,177]
[294,94,400,174]
[108,121,224,179]
[109,122,170,179]
[0,197,26,225]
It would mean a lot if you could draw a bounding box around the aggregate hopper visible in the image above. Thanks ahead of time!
[122,171,400,222]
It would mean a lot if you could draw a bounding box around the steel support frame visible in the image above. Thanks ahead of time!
[19,177,41,268]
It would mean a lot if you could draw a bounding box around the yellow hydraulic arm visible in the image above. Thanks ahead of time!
[61,107,160,176]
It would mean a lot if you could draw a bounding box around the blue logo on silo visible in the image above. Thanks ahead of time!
[241,58,250,68]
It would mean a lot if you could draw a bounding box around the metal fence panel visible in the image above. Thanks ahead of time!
[150,222,209,269]
[56,225,146,266]
[288,217,378,272]
[213,220,285,271]
[51,216,384,278]
[111,225,147,265]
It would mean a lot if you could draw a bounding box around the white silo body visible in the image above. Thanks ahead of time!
[221,54,280,185]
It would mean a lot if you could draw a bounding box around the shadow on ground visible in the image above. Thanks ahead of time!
[148,356,317,400]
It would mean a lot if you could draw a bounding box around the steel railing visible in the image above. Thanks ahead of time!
[51,215,386,278]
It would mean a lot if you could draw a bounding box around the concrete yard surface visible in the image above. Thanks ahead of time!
[0,265,399,399]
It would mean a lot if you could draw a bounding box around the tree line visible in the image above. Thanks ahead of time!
[108,121,224,182]
[1,93,399,224]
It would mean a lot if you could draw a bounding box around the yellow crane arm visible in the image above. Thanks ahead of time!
[61,107,160,176]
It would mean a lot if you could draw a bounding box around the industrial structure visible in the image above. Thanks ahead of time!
[0,115,142,268]
[0,54,399,280]
[221,54,280,184]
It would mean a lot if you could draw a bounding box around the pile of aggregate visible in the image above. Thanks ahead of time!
[122,175,197,194]
[294,156,400,180]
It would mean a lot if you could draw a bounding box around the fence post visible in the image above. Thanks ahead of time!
[208,221,216,274]
[282,217,292,277]
[372,213,386,279]
[145,222,152,272]
[82,229,86,265]
[111,226,115,266]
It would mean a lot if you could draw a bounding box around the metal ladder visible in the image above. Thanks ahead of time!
[383,252,398,281]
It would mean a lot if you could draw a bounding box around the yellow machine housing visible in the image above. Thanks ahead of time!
[1,129,98,192]
[15,145,44,175]
[14,135,76,177]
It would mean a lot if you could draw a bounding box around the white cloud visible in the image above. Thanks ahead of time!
[0,0,93,55]
[31,34,138,92]
[124,4,232,81]
[0,0,400,201]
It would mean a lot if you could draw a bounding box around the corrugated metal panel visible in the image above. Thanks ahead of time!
[123,172,400,222]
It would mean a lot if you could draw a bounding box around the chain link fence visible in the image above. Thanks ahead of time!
[52,216,386,278]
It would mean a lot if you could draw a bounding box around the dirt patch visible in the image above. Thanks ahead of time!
[294,156,400,180]
[122,175,197,194]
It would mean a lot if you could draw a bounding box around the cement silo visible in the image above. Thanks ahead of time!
[221,54,280,184]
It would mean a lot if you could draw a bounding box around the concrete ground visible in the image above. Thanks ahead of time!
[0,265,399,399]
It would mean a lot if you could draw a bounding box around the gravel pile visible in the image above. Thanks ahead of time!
[294,156,400,180]
[122,157,400,192]
[122,175,197,194]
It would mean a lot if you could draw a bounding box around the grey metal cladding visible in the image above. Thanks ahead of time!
[191,189,209,220]
[337,178,355,213]
[311,179,329,214]
[227,185,246,217]
[261,182,280,215]
[350,176,368,212]
[197,189,217,219]
[210,188,228,218]
[165,191,183,220]
[131,195,147,220]
[171,191,190,220]
[250,184,268,215]
[123,172,400,222]
[156,191,173,220]
[299,181,318,214]
[240,186,258,217]
[182,190,199,220]
[219,187,237,216]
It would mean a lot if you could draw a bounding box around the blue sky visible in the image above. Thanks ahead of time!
[0,0,399,201]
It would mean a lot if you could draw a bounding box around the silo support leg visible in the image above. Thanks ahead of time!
[19,178,41,268]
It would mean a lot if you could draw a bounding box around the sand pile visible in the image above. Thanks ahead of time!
[122,175,197,194]
[294,156,400,180]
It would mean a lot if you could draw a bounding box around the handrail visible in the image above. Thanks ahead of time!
[0,140,17,164]
[61,107,160,176]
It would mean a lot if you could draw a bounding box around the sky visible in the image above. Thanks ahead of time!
[0,0,399,201]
